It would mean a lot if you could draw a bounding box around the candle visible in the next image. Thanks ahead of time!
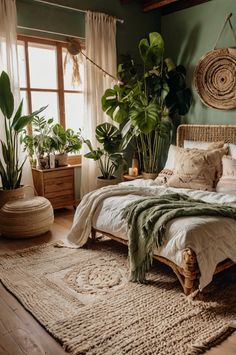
[133,167,138,176]
[129,167,134,176]
[129,167,138,176]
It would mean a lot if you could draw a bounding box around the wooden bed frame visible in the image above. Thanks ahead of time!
[92,124,236,295]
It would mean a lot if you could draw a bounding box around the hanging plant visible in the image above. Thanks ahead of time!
[64,38,83,86]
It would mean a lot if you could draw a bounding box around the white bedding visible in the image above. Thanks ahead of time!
[66,179,236,290]
[91,179,236,290]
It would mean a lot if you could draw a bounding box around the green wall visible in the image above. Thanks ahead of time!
[16,0,161,199]
[162,0,236,124]
[16,0,161,62]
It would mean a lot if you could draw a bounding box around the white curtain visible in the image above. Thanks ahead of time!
[81,11,117,197]
[0,0,33,187]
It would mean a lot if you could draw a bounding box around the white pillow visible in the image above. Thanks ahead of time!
[216,156,236,193]
[228,144,236,159]
[164,144,176,169]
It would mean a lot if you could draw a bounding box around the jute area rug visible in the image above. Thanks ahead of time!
[0,239,236,355]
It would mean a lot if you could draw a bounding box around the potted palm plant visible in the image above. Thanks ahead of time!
[0,71,46,208]
[83,122,126,188]
[102,32,192,178]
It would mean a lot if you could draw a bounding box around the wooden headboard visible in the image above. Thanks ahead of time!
[177,124,236,147]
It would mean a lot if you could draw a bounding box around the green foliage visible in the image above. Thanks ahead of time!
[101,32,192,173]
[84,123,126,179]
[51,124,82,154]
[0,71,46,190]
[22,119,82,159]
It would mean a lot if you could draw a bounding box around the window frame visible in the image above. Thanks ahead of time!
[17,34,83,164]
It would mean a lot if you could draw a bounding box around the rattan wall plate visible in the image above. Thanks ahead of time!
[194,48,236,110]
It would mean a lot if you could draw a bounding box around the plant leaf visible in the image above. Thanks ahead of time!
[0,71,14,119]
[12,106,47,132]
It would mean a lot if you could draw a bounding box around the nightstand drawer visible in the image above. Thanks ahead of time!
[44,176,73,193]
[43,169,73,181]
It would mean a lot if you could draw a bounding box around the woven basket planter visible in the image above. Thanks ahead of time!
[0,196,54,238]
[96,176,118,188]
[0,186,28,209]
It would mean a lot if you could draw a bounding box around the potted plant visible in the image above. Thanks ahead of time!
[83,122,126,188]
[102,32,192,178]
[0,71,46,207]
[21,116,54,169]
[51,123,82,166]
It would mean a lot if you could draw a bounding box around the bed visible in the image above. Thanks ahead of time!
[67,124,236,295]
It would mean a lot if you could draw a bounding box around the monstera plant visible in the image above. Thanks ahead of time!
[102,32,192,176]
[84,122,126,187]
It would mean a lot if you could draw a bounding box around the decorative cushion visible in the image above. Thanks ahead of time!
[216,156,236,193]
[0,196,54,238]
[166,147,227,191]
[154,168,173,185]
[154,141,226,186]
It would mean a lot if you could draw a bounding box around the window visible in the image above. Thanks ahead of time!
[17,35,84,134]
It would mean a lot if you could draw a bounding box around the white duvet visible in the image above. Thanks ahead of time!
[67,179,236,290]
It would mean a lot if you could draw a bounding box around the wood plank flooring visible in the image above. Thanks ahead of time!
[0,208,235,355]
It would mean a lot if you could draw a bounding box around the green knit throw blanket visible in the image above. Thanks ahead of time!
[122,193,236,283]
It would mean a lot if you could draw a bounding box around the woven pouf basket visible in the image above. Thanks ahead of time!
[0,197,54,238]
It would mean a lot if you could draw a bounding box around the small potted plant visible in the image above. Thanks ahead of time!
[51,124,82,166]
[83,122,126,188]
[21,116,54,169]
[0,71,46,207]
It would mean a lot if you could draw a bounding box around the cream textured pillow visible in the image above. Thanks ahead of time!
[167,146,227,191]
[216,156,236,193]
[154,168,173,185]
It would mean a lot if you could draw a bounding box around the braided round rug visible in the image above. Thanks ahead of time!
[0,240,236,355]
[194,48,236,110]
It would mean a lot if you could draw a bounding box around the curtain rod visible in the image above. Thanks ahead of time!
[31,0,124,24]
[17,26,85,40]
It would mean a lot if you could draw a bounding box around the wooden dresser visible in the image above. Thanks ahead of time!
[32,165,80,209]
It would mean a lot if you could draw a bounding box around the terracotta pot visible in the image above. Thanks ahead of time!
[96,176,118,188]
[0,186,28,209]
[55,153,68,167]
[142,172,158,180]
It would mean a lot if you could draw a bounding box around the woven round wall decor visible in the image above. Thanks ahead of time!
[194,47,236,110]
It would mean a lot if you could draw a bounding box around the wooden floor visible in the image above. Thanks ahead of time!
[0,208,235,355]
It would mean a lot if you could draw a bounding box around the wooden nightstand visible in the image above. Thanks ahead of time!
[122,174,143,181]
[32,165,80,209]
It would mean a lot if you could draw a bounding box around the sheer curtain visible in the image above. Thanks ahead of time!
[0,0,33,187]
[81,11,117,197]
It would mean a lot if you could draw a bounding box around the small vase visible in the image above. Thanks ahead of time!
[142,172,158,180]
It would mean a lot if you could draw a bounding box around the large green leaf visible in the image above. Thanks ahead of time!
[101,87,128,123]
[12,99,23,127]
[139,32,164,68]
[96,123,122,154]
[0,71,14,119]
[129,100,159,134]
[12,106,47,132]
